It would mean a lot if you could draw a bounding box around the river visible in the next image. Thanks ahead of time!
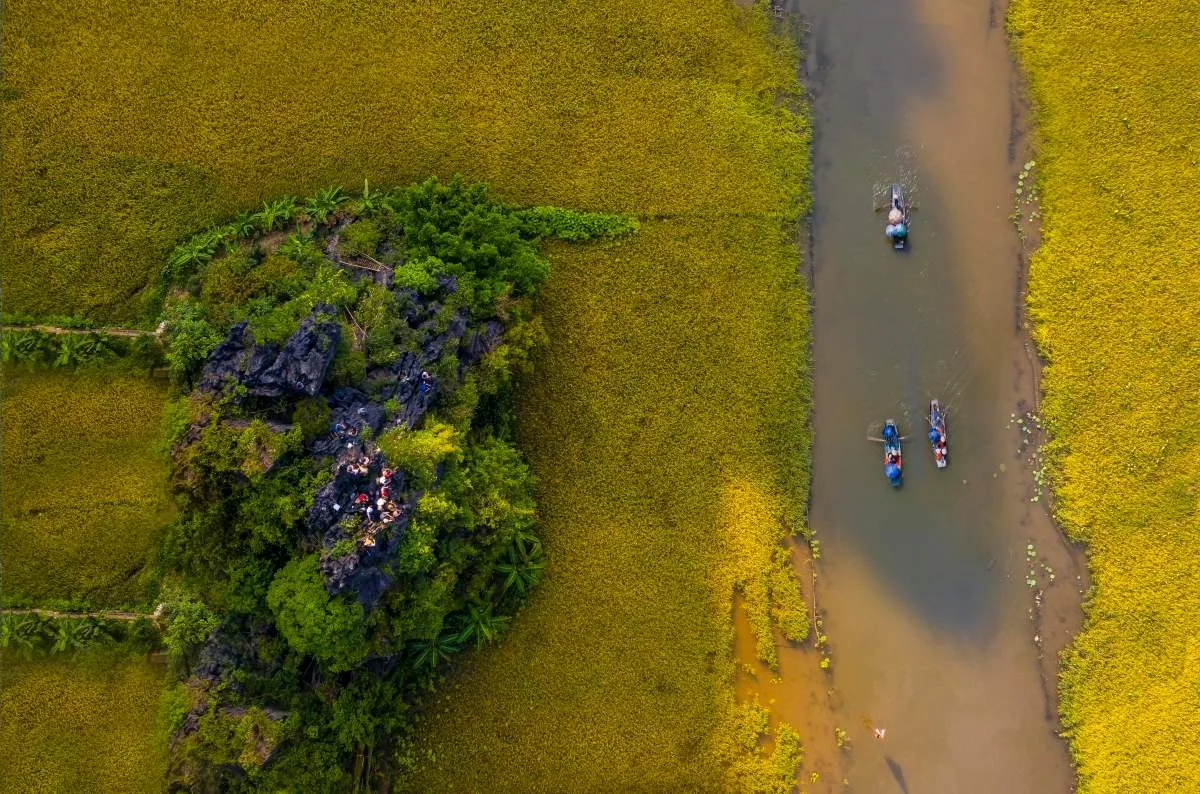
[735,0,1087,791]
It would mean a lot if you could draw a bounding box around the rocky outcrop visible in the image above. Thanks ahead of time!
[199,308,341,398]
[189,280,510,613]
[311,447,415,610]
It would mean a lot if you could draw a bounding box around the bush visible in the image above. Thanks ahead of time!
[163,596,219,666]
[377,421,461,490]
[518,206,640,241]
[338,219,381,259]
[160,301,223,385]
[266,555,368,673]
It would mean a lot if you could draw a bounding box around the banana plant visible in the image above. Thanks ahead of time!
[356,179,380,216]
[252,196,298,233]
[52,619,87,653]
[231,211,258,238]
[54,333,92,368]
[3,330,54,365]
[305,185,348,225]
[169,236,217,280]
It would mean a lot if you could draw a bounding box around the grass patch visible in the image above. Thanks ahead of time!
[0,649,166,793]
[0,369,172,606]
[1010,2,1200,791]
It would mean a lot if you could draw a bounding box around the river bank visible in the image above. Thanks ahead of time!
[737,0,1085,789]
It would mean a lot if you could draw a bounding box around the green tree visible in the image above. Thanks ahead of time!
[164,596,220,666]
[267,555,368,673]
[377,420,461,489]
[161,300,224,385]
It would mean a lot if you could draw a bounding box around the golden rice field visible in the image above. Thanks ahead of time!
[1,0,804,323]
[1,0,811,787]
[0,370,172,607]
[407,216,811,790]
[0,651,166,794]
[1010,2,1200,790]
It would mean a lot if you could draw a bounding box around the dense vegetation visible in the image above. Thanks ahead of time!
[0,650,167,794]
[1,0,812,789]
[0,370,174,606]
[156,177,633,790]
[1010,2,1200,790]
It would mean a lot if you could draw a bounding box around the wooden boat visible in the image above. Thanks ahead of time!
[928,399,948,468]
[885,183,909,250]
[881,419,903,487]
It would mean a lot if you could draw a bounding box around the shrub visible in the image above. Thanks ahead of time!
[377,421,461,489]
[518,206,640,241]
[266,555,368,673]
[339,219,381,259]
[163,596,219,666]
[160,301,223,385]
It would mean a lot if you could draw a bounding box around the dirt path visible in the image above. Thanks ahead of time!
[0,607,153,622]
[1,324,156,338]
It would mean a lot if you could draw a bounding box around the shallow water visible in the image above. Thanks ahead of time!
[735,0,1087,790]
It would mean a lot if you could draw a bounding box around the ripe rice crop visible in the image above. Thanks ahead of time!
[1010,1,1200,790]
[0,370,172,606]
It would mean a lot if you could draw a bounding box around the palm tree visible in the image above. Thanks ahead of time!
[455,602,511,649]
[408,630,460,672]
[496,536,546,596]
[305,185,348,225]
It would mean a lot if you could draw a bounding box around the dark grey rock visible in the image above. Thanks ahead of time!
[198,309,340,398]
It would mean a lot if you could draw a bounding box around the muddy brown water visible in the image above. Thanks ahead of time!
[734,0,1087,791]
